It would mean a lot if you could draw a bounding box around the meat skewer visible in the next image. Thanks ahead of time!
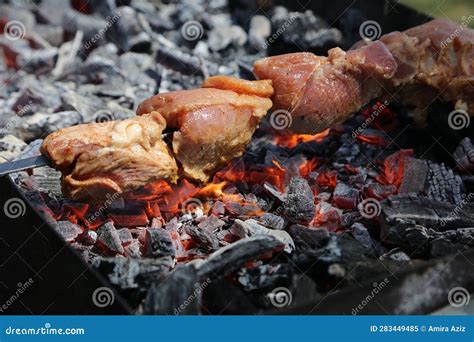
[253,19,474,134]
[137,75,273,182]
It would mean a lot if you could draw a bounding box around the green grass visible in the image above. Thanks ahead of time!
[400,0,474,27]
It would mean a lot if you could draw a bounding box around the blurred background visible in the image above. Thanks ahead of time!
[401,0,474,27]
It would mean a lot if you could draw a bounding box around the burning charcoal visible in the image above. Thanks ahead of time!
[141,265,201,315]
[155,45,203,76]
[258,213,286,230]
[108,208,149,227]
[454,137,474,173]
[14,111,82,141]
[97,222,124,254]
[124,240,142,258]
[82,230,98,245]
[426,161,464,204]
[0,135,27,162]
[93,256,173,291]
[211,201,225,216]
[145,228,176,259]
[117,228,133,246]
[284,177,315,223]
[332,182,358,209]
[398,157,429,194]
[54,221,82,242]
[349,223,375,250]
[289,224,330,252]
[195,235,284,281]
[381,195,474,232]
[231,219,295,253]
[197,215,225,232]
[184,224,219,252]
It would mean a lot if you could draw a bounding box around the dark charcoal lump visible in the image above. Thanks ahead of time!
[97,222,124,255]
[141,265,201,315]
[184,224,220,252]
[258,213,286,230]
[284,177,315,223]
[144,228,176,259]
[237,264,293,292]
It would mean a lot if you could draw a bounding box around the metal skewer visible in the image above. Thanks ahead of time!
[0,155,50,177]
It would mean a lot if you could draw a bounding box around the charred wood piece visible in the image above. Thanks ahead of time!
[144,228,176,259]
[195,235,284,281]
[454,137,474,173]
[96,222,124,255]
[284,177,315,223]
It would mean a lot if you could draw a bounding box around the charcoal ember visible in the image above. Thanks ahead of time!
[431,228,474,257]
[349,222,375,250]
[113,7,151,52]
[382,218,434,256]
[92,256,173,290]
[13,79,63,114]
[117,228,133,246]
[14,111,82,141]
[426,161,464,204]
[145,228,176,259]
[184,224,219,252]
[195,235,284,281]
[211,201,225,216]
[155,45,203,76]
[248,15,271,50]
[62,10,109,45]
[82,230,98,245]
[312,201,342,229]
[290,225,369,266]
[332,182,358,209]
[108,208,149,227]
[35,24,64,47]
[61,91,105,123]
[381,195,474,232]
[284,177,315,223]
[366,182,397,200]
[398,157,429,194]
[124,239,142,258]
[197,214,225,232]
[141,265,201,315]
[97,222,124,254]
[17,48,59,74]
[208,25,247,51]
[454,137,474,173]
[54,221,82,242]
[231,219,294,253]
[258,213,286,230]
[0,135,27,162]
[237,264,292,292]
[57,59,122,85]
[289,225,330,253]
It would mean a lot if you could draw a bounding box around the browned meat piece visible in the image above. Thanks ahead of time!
[254,19,474,133]
[253,42,397,133]
[41,112,178,202]
[378,19,474,124]
[137,76,273,182]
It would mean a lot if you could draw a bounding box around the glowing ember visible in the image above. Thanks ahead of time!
[273,128,331,148]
